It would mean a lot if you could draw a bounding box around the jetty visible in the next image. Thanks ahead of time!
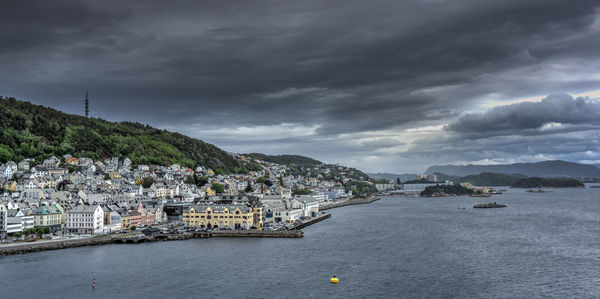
[320,195,380,211]
[290,213,331,230]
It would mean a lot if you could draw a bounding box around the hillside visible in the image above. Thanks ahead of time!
[244,153,322,167]
[425,160,600,178]
[367,173,418,182]
[246,153,374,184]
[456,172,527,186]
[511,177,585,188]
[0,96,238,171]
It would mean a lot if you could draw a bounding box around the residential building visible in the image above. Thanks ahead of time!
[66,205,104,235]
[32,204,63,231]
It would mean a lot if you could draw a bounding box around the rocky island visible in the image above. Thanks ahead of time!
[473,202,507,209]
[420,184,473,197]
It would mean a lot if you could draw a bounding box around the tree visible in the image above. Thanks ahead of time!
[196,176,208,187]
[292,188,312,195]
[264,179,273,187]
[141,177,155,188]
[23,228,37,236]
[185,175,195,184]
[14,232,22,238]
[211,182,224,194]
[244,184,254,193]
[396,177,401,185]
[255,176,267,184]
[130,225,137,231]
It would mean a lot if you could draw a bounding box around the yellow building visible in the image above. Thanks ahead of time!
[183,205,262,229]
[33,204,63,231]
[3,181,17,192]
[203,187,216,196]
[109,171,122,179]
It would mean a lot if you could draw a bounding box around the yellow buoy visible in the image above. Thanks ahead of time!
[330,276,339,284]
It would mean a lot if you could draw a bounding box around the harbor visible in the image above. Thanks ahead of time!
[0,213,336,256]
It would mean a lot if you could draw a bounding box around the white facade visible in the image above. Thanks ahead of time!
[66,205,104,235]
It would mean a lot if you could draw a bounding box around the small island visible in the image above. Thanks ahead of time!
[420,184,473,197]
[473,202,507,209]
[511,177,584,188]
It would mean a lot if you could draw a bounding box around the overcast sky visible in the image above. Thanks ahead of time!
[1,0,600,173]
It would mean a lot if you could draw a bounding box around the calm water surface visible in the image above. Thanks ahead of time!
[1,187,599,298]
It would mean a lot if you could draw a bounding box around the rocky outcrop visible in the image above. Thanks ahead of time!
[473,202,507,209]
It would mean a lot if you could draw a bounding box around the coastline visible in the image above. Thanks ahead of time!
[0,195,382,257]
[0,230,303,256]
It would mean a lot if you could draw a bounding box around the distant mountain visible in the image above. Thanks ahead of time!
[425,160,600,178]
[0,96,239,172]
[431,172,460,182]
[456,172,527,186]
[367,173,417,182]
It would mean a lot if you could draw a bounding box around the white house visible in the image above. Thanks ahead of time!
[66,205,104,235]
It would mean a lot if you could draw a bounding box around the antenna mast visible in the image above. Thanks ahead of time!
[85,89,89,118]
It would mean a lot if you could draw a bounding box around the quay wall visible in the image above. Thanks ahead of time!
[320,195,380,211]
[291,213,331,230]
[0,230,302,256]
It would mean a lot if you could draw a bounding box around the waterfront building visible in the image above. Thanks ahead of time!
[375,183,395,191]
[183,205,263,229]
[0,203,7,240]
[427,174,438,182]
[66,205,104,235]
[6,209,34,234]
[290,196,320,218]
[32,204,63,231]
[273,209,303,223]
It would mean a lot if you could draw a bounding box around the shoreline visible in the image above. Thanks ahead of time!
[0,229,304,256]
[0,212,339,256]
[0,194,384,257]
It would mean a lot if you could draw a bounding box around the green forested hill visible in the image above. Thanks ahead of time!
[244,153,323,167]
[456,172,527,186]
[0,96,238,171]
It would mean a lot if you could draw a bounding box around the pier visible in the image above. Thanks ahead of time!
[320,195,380,211]
[291,213,331,230]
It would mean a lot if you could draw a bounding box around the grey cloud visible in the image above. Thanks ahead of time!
[447,94,600,137]
[1,0,600,172]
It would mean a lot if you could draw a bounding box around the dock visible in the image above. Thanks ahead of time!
[291,213,331,230]
[320,195,380,211]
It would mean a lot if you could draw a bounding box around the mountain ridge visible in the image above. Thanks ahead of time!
[425,160,600,178]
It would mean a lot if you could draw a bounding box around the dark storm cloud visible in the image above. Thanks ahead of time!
[1,0,600,172]
[447,94,600,137]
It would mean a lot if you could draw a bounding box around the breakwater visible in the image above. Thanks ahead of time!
[0,230,303,256]
[320,195,380,211]
[291,213,331,230]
